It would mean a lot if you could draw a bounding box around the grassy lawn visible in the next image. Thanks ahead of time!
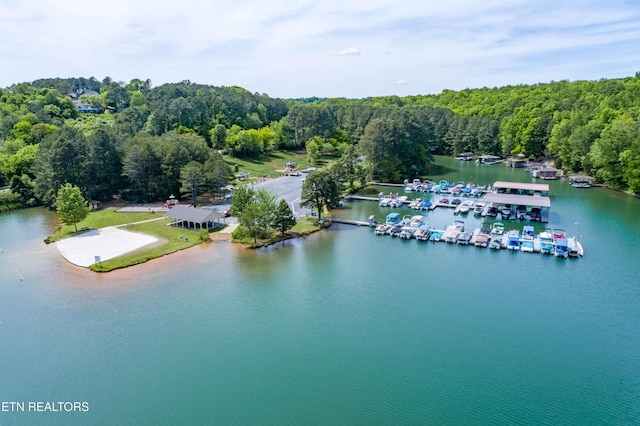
[232,216,322,247]
[45,208,165,243]
[224,150,337,184]
[90,219,209,272]
[45,206,222,272]
[224,151,309,179]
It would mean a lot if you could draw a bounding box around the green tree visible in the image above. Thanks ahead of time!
[254,188,277,237]
[180,161,205,207]
[56,183,91,232]
[620,138,640,194]
[203,152,233,199]
[86,126,123,201]
[33,126,89,205]
[301,169,340,221]
[230,186,255,217]
[332,144,365,192]
[273,199,296,237]
[306,137,320,164]
[238,202,263,243]
[122,137,162,201]
[233,187,277,242]
[210,123,227,150]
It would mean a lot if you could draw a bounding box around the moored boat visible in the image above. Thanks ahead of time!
[474,224,491,248]
[490,222,505,237]
[489,237,502,249]
[522,225,535,241]
[568,237,584,257]
[520,240,534,253]
[539,230,554,254]
[554,237,569,258]
[506,229,520,250]
[414,224,432,241]
[457,232,472,245]
[444,221,465,243]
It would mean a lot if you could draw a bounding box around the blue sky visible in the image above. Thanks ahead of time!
[1,0,639,98]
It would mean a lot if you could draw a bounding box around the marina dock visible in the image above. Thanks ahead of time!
[335,179,580,257]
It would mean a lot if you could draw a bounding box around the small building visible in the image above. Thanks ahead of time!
[506,156,528,168]
[456,152,475,161]
[476,155,502,165]
[164,205,223,230]
[69,91,102,113]
[533,167,560,180]
[569,175,595,188]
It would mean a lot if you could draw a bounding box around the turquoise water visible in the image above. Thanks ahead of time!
[1,157,639,425]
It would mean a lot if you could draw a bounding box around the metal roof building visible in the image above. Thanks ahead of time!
[164,205,223,230]
[492,181,549,193]
[486,181,552,222]
[483,193,550,208]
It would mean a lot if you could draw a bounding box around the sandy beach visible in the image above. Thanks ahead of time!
[56,227,159,267]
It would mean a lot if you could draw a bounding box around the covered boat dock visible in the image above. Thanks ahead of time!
[485,182,551,222]
[492,181,549,196]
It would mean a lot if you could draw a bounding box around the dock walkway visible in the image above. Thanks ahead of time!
[330,218,370,226]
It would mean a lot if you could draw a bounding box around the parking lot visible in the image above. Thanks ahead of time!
[206,174,312,218]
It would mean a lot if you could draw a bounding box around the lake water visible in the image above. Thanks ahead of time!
[1,156,639,425]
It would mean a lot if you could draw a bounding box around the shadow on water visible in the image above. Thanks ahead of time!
[425,162,458,177]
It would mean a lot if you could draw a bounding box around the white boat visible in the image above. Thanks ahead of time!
[409,215,425,228]
[539,231,554,254]
[489,237,502,249]
[389,196,407,208]
[408,198,422,209]
[379,197,391,207]
[457,232,472,245]
[444,221,465,243]
[375,223,391,235]
[399,226,416,239]
[459,200,473,214]
[490,222,505,236]
[474,224,491,248]
[568,237,584,257]
[520,240,535,253]
[414,224,431,241]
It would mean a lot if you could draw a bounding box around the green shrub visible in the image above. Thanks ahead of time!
[0,190,26,213]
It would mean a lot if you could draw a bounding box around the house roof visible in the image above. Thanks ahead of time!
[164,205,222,223]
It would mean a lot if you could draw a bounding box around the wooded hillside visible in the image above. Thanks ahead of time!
[1,74,639,212]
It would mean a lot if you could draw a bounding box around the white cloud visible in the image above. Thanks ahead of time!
[1,0,639,98]
[337,48,362,56]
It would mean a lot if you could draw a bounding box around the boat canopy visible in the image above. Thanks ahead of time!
[385,212,400,223]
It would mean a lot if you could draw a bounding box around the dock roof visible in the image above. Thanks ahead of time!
[493,181,549,192]
[483,193,551,208]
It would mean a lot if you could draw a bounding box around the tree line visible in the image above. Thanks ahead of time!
[2,73,640,213]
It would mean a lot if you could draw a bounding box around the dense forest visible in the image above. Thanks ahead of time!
[1,73,639,211]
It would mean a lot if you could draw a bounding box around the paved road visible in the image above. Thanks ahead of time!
[251,175,312,217]
[205,175,312,218]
